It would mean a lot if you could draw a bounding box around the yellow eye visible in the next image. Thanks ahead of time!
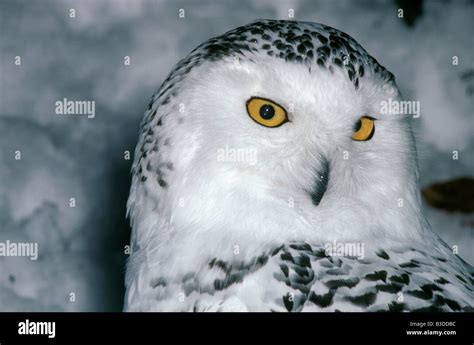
[246,97,288,128]
[352,116,376,141]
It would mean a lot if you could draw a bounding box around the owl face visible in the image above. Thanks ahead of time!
[129,21,425,262]
[152,56,417,245]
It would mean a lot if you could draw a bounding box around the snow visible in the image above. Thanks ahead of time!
[0,0,472,311]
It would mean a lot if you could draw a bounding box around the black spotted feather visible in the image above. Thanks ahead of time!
[150,243,474,312]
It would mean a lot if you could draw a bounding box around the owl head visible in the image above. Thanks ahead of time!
[128,20,428,264]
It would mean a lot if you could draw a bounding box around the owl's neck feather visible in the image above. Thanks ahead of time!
[128,153,430,278]
[312,155,430,244]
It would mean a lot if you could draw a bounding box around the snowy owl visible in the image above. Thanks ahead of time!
[124,20,473,312]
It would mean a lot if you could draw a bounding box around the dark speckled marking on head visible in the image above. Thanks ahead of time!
[134,20,396,181]
[150,277,167,288]
[157,178,167,188]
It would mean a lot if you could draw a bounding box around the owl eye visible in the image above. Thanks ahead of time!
[246,97,288,128]
[352,116,376,141]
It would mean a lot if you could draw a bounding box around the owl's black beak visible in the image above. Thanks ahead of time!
[309,158,329,206]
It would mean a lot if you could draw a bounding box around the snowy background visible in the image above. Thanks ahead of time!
[0,0,472,311]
